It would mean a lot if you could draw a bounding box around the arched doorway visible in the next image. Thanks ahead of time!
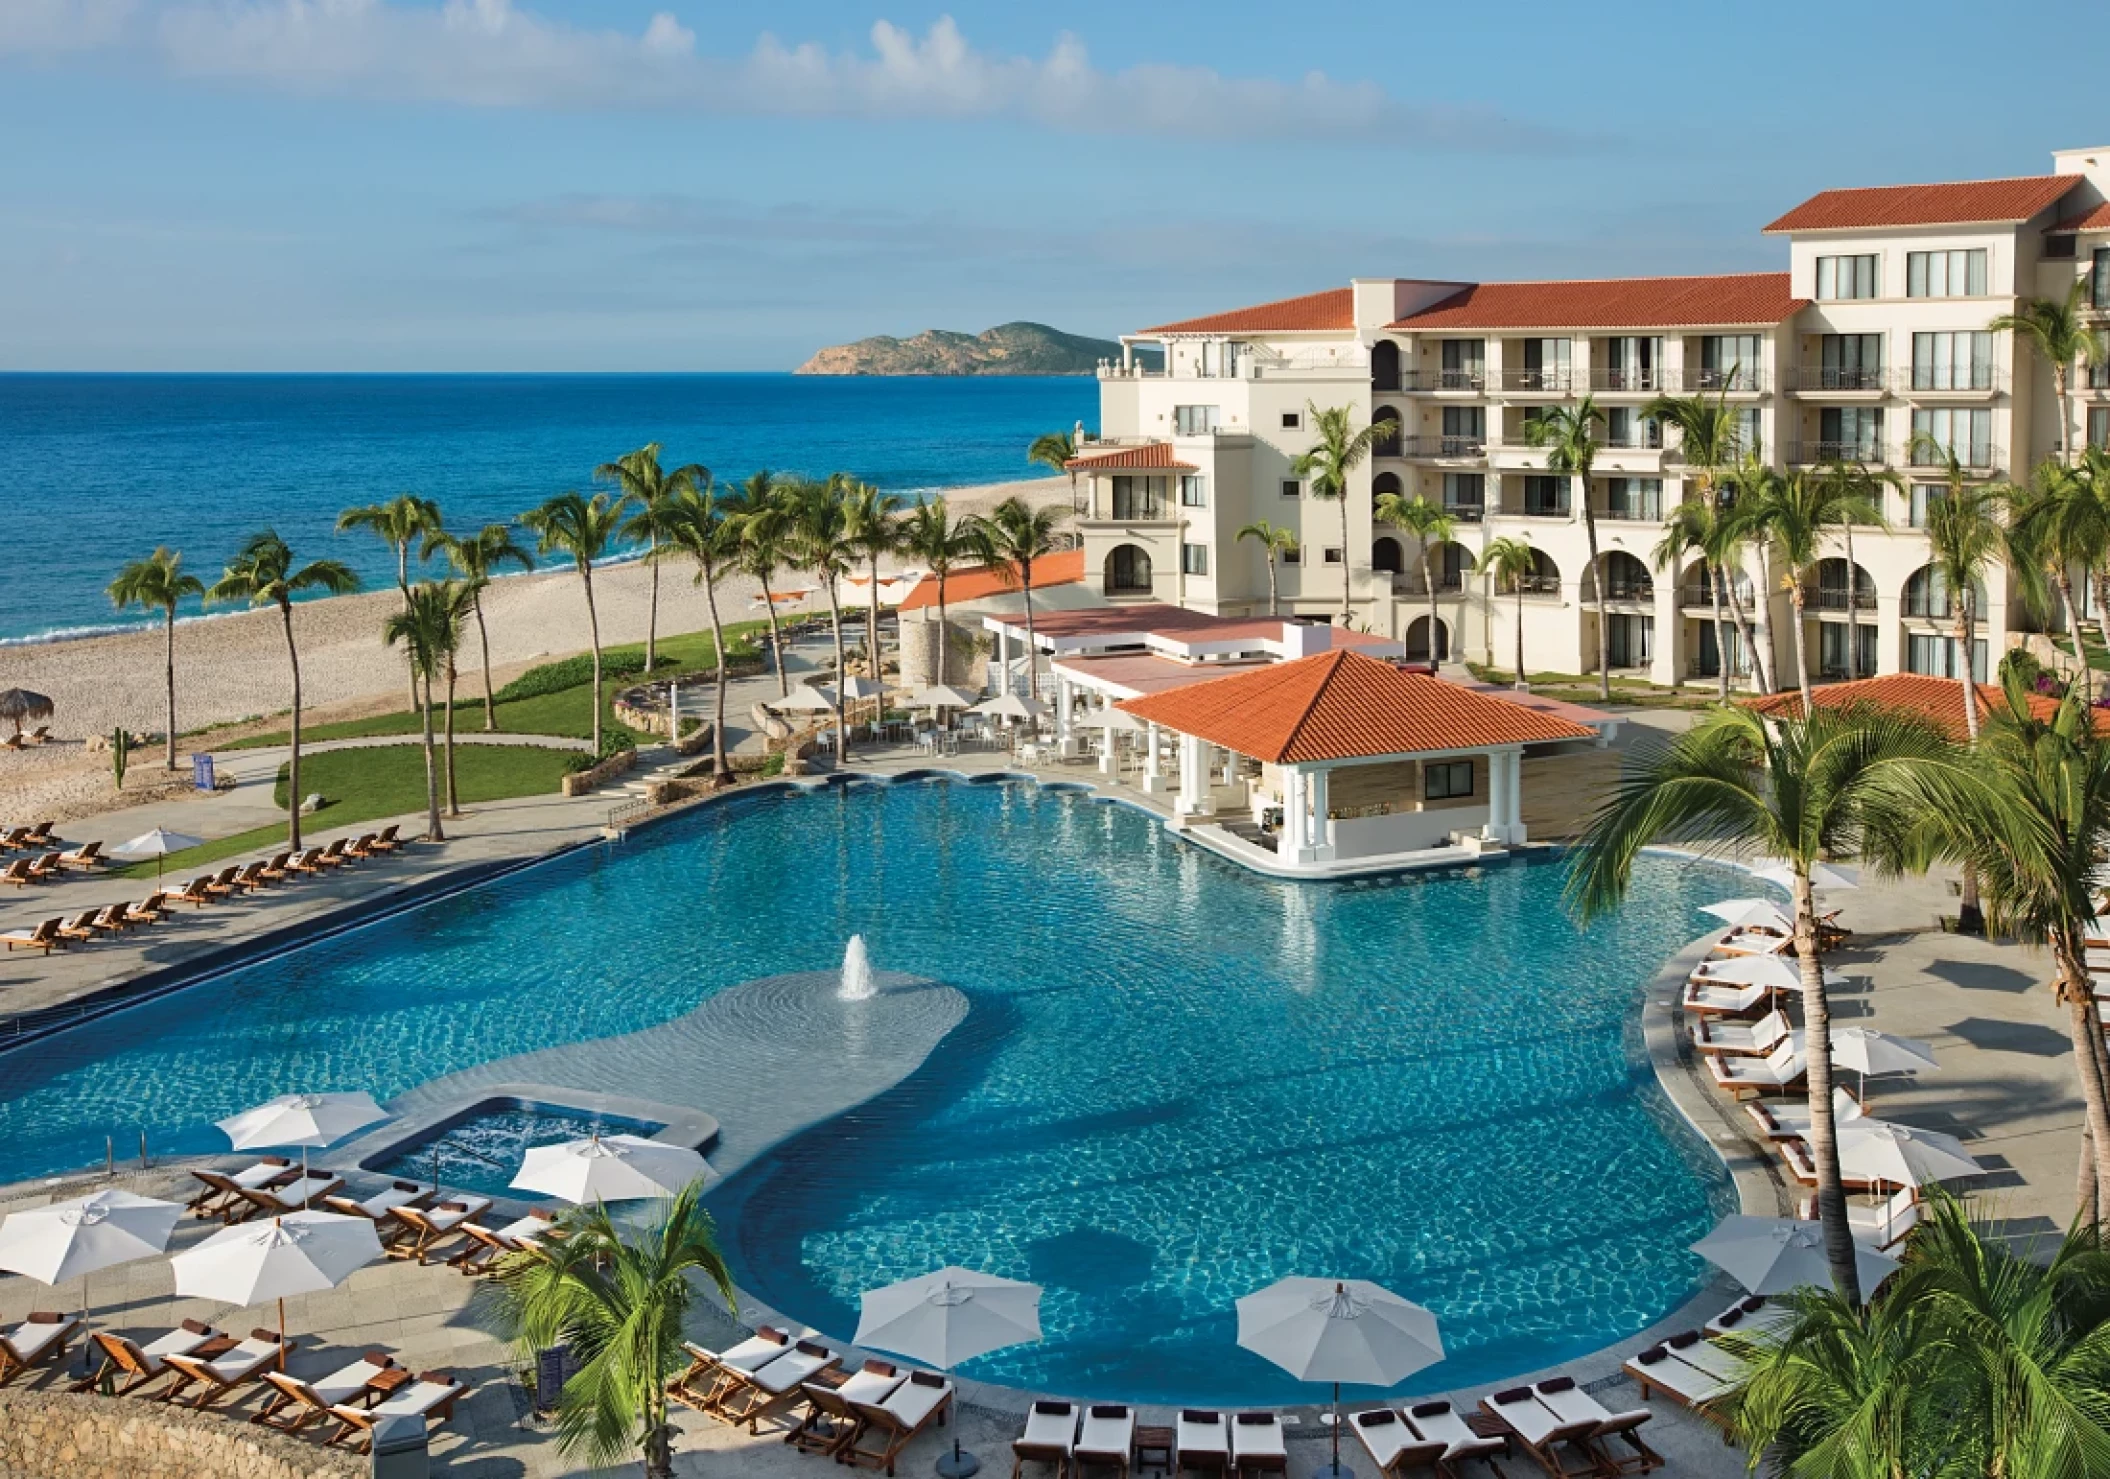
[1371,339,1401,392]
[1105,544,1153,596]
[1371,471,1403,507]
[1372,537,1405,575]
[1405,614,1451,661]
[1586,550,1653,602]
[1372,406,1402,458]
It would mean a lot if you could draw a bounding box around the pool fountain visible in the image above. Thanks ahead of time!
[839,934,876,1001]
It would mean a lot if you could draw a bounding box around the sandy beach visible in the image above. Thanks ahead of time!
[0,475,1066,820]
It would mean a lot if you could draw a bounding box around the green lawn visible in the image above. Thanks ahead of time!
[1463,663,1722,710]
[118,742,574,880]
[221,620,769,750]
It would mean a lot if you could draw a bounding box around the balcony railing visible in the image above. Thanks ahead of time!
[1782,366,1888,393]
[1441,502,1485,523]
[1511,574,1562,596]
[1789,441,1889,466]
[1596,504,1663,522]
[1393,573,1466,597]
[1501,368,1574,393]
[1687,367,1769,393]
[1397,434,1486,457]
[1906,443,2002,472]
[1590,367,1666,392]
[1906,369,2005,394]
[1593,580,1655,602]
[1809,589,1878,612]
[1499,502,1571,519]
[1598,429,1665,450]
[1680,585,1753,608]
[1398,369,1489,392]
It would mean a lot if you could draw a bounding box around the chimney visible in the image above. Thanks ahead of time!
[1280,621,1331,659]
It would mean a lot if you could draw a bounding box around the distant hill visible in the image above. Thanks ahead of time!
[796,321,1154,376]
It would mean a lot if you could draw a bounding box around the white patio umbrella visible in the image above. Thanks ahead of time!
[1086,707,1147,733]
[109,827,205,883]
[1237,1277,1444,1479]
[1691,1215,1899,1297]
[855,1268,1043,1479]
[217,1091,388,1179]
[773,685,842,714]
[904,685,983,711]
[0,1189,183,1366]
[836,675,887,701]
[1829,1028,1940,1100]
[970,692,1048,723]
[1700,898,1793,933]
[1693,954,1845,990]
[171,1211,382,1356]
[510,1134,712,1205]
[1834,1120,1983,1190]
[1754,860,1859,892]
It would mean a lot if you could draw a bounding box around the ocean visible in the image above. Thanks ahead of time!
[0,373,1098,644]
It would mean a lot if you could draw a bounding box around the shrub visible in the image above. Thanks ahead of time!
[497,650,652,702]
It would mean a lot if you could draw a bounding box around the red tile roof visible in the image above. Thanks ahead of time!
[1140,288,1356,336]
[1388,274,1803,331]
[1741,673,2110,739]
[1063,443,1197,471]
[2050,201,2110,234]
[1764,176,2081,233]
[1116,649,1595,763]
[895,548,1085,612]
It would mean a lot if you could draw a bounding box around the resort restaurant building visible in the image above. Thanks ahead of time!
[1109,648,1598,873]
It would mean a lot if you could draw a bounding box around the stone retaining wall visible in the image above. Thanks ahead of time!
[0,1390,362,1479]
[558,746,638,796]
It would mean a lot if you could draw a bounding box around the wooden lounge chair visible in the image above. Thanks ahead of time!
[0,1313,82,1386]
[0,917,65,952]
[669,1328,794,1413]
[254,1352,396,1432]
[23,821,58,846]
[159,1329,288,1408]
[1795,1187,1923,1251]
[257,852,295,883]
[1012,1398,1078,1478]
[0,827,32,851]
[232,1174,344,1221]
[286,848,327,875]
[1400,1400,1507,1475]
[207,865,244,896]
[1706,1038,1805,1099]
[367,823,404,852]
[1350,1409,1446,1479]
[0,858,36,888]
[1704,1296,1794,1342]
[323,1181,435,1248]
[1483,1386,1607,1479]
[56,909,104,944]
[1622,1345,1737,1433]
[1527,1379,1661,1475]
[72,1323,223,1397]
[89,902,136,935]
[313,839,353,868]
[1680,976,1774,1016]
[1689,1008,1792,1058]
[784,1361,902,1456]
[347,833,382,858]
[185,1159,298,1219]
[324,1370,467,1452]
[452,1210,558,1273]
[171,875,220,906]
[57,839,105,870]
[387,1195,494,1263]
[1230,1412,1288,1477]
[124,893,172,925]
[230,861,270,892]
[1075,1404,1138,1479]
[25,726,49,745]
[717,1339,841,1432]
[1175,1410,1231,1477]
[841,1369,954,1475]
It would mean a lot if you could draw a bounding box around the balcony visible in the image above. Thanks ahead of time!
[1684,366,1769,394]
[1589,367,1666,393]
[1496,501,1571,520]
[1598,428,1665,450]
[1788,441,1890,467]
[1904,369,2006,395]
[1595,503,1663,522]
[1906,442,2002,473]
[1512,574,1562,597]
[1809,589,1878,612]
[1394,572,1466,597]
[1903,595,1960,620]
[1399,369,1488,392]
[1440,502,1485,523]
[1397,434,1486,458]
[1593,579,1656,603]
[1782,366,1888,394]
[1680,584,1752,610]
[1500,368,1574,394]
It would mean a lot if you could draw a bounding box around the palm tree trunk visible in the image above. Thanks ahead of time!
[2055,568,2094,683]
[1723,567,1768,694]
[280,602,304,853]
[645,537,659,672]
[418,670,443,841]
[474,590,497,731]
[702,561,729,782]
[397,543,417,713]
[1710,578,1730,701]
[1843,523,1860,681]
[1021,566,1041,706]
[581,565,603,755]
[761,573,788,699]
[824,577,850,764]
[2053,935,2110,1213]
[2057,365,2074,465]
[1791,582,1815,717]
[163,605,179,770]
[1266,555,1279,618]
[1423,536,1440,662]
[2092,567,2110,666]
[935,576,950,689]
[1750,547,1779,693]
[1513,585,1526,690]
[1582,501,1610,701]
[1338,497,1353,626]
[443,658,460,816]
[1793,869,1861,1303]
[868,552,884,723]
[1956,601,1981,741]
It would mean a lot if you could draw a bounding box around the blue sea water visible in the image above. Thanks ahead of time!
[0,373,1096,644]
[0,779,1740,1404]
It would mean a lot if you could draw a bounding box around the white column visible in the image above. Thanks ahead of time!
[1284,767,1307,853]
[995,627,1011,695]
[1143,721,1165,792]
[1506,750,1528,844]
[1309,767,1332,858]
[1057,674,1076,754]
[1483,751,1509,843]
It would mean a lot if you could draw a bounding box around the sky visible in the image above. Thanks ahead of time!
[3,0,2106,371]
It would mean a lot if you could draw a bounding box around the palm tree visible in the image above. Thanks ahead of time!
[789,477,860,764]
[336,493,443,710]
[602,443,707,674]
[1990,280,2101,465]
[107,547,204,770]
[431,579,476,816]
[968,495,1068,703]
[1653,500,1734,701]
[1567,703,1957,1302]
[1236,520,1300,618]
[1719,456,1783,695]
[1824,460,1893,682]
[520,491,628,755]
[1522,397,1610,699]
[1374,494,1458,663]
[1474,536,1540,689]
[1646,388,1757,692]
[1028,429,1081,513]
[1749,466,1882,715]
[2007,457,2105,676]
[720,472,794,699]
[843,479,904,711]
[1904,677,2110,1217]
[898,496,976,689]
[480,1181,735,1479]
[205,533,360,852]
[1909,435,2006,741]
[382,581,454,841]
[656,480,738,782]
[1292,402,1389,626]
[426,523,535,730]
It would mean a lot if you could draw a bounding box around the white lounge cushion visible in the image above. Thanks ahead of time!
[420,1195,492,1232]
[231,1161,298,1189]
[1176,1410,1229,1460]
[137,1326,215,1370]
[1231,1413,1286,1460]
[336,1378,459,1422]
[1077,1406,1136,1461]
[198,1336,282,1383]
[1666,1337,1746,1384]
[1485,1387,1565,1446]
[834,1365,905,1406]
[4,1318,73,1362]
[1404,1402,1503,1461]
[309,1356,393,1405]
[753,1342,834,1393]
[878,1371,952,1428]
[1018,1400,1077,1452]
[1629,1348,1733,1404]
[1533,1379,1650,1435]
[1351,1408,1412,1469]
[350,1183,431,1218]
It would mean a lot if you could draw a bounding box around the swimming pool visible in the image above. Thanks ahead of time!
[370,1102,666,1201]
[0,778,1740,1403]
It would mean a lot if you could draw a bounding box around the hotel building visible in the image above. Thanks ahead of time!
[1067,146,2110,689]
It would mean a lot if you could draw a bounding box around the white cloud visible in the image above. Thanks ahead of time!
[0,0,135,56]
[129,3,1571,148]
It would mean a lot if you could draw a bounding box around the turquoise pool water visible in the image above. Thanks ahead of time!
[371,1105,665,1200]
[0,779,1740,1403]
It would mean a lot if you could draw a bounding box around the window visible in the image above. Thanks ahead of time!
[1603,478,1662,520]
[1819,333,1883,390]
[1107,545,1153,594]
[1442,472,1485,514]
[1281,546,1302,564]
[1440,405,1485,452]
[1440,339,1486,389]
[1906,248,1988,298]
[1281,410,1302,430]
[1522,475,1567,515]
[1699,335,1763,389]
[1816,254,1880,300]
[1607,614,1653,669]
[1908,483,1944,528]
[1819,622,1879,679]
[1519,338,1572,389]
[1280,479,1301,499]
[1911,407,1993,469]
[1424,760,1474,801]
[2045,234,2078,261]
[1323,547,1343,564]
[1908,633,1987,683]
[1605,407,1661,448]
[1181,542,1209,576]
[2095,249,2110,311]
[2092,407,2110,450]
[1173,405,1219,435]
[1111,475,1167,520]
[1179,474,1208,508]
[1911,331,1994,391]
[1734,408,1763,458]
[1601,336,1664,390]
[1819,407,1885,460]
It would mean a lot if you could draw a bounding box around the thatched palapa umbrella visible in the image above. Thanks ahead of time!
[0,689,53,742]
